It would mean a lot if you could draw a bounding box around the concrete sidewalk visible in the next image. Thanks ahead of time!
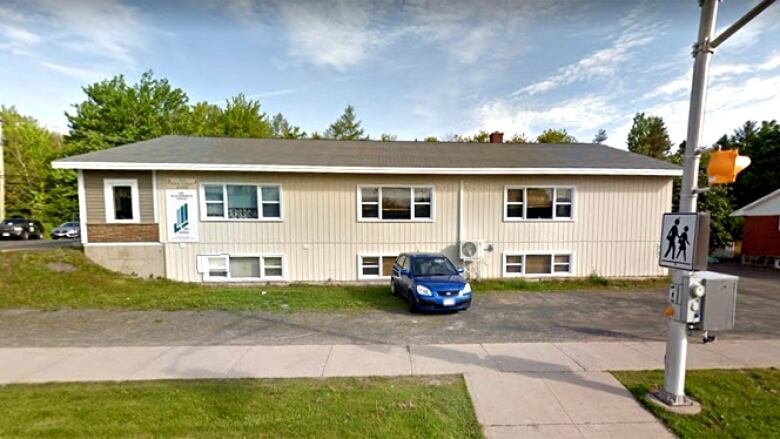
[2,339,778,438]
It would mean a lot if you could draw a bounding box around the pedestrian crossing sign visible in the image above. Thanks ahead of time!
[659,212,709,271]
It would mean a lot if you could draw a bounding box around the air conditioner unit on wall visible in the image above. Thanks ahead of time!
[460,240,484,260]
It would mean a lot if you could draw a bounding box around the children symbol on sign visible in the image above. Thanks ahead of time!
[676,226,690,261]
[664,218,680,259]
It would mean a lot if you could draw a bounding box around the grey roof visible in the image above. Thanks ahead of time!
[52,135,681,175]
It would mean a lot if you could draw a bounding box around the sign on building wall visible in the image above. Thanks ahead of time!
[659,212,709,271]
[166,189,199,242]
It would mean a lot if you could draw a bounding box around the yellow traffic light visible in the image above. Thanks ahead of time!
[707,149,751,185]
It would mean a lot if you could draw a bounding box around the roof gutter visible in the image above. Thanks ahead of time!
[51,161,682,176]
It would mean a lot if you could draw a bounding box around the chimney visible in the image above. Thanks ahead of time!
[489,131,504,143]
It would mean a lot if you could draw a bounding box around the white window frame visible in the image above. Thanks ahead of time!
[199,253,286,282]
[502,252,574,277]
[357,185,435,222]
[104,178,140,224]
[503,186,575,222]
[199,183,283,222]
[357,253,399,280]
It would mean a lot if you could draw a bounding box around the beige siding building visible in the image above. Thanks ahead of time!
[54,135,680,283]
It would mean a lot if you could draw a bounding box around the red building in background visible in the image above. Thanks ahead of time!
[731,188,780,268]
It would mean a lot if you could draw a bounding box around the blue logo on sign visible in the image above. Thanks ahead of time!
[174,203,189,233]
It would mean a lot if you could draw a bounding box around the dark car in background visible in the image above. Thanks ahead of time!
[51,222,80,239]
[391,252,472,313]
[0,218,44,240]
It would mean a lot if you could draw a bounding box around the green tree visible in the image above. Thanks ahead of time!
[627,113,672,159]
[592,129,608,144]
[216,94,273,138]
[423,136,438,142]
[506,133,531,143]
[187,102,223,136]
[451,131,490,143]
[271,113,306,139]
[0,107,74,227]
[66,70,191,148]
[717,120,780,209]
[379,133,397,141]
[536,128,577,143]
[324,105,366,140]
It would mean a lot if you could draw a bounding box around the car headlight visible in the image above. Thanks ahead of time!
[461,283,472,295]
[416,285,432,296]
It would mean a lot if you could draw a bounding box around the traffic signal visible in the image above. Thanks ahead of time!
[707,149,751,185]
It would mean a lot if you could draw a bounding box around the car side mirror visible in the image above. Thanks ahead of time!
[457,268,465,274]
[400,269,410,276]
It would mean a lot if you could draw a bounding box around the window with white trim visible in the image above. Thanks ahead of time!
[201,255,285,281]
[201,184,281,220]
[359,255,397,279]
[359,186,433,221]
[504,187,574,220]
[503,253,573,277]
[104,179,140,223]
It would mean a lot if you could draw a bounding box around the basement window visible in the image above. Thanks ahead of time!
[359,186,433,221]
[359,255,397,279]
[200,254,285,282]
[503,252,573,277]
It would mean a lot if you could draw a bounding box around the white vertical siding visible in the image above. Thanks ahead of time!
[155,171,672,282]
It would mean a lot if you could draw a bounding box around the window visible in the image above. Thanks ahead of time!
[503,253,573,277]
[359,186,433,221]
[359,255,397,279]
[104,179,140,223]
[201,255,285,281]
[504,187,574,221]
[504,255,523,274]
[201,184,282,221]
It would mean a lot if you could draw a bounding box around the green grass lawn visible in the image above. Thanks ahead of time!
[0,376,482,438]
[0,249,667,312]
[613,368,780,439]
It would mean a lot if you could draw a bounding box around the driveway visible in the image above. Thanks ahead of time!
[0,238,80,252]
[0,263,777,347]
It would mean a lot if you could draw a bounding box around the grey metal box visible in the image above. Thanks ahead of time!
[695,271,738,331]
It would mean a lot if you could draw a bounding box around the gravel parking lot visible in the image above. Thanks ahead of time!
[0,263,777,347]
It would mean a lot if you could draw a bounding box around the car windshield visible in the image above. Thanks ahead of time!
[411,257,459,276]
[3,219,27,225]
[60,223,74,228]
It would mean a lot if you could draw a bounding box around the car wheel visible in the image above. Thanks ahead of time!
[407,291,416,313]
[390,280,398,297]
[20,231,29,240]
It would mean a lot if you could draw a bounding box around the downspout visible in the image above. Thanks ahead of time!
[458,179,464,246]
[77,170,88,245]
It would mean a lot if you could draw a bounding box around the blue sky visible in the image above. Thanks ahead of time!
[1,0,779,149]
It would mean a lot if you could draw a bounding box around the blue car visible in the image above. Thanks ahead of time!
[391,253,472,313]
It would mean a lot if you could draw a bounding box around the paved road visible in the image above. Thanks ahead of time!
[0,263,777,347]
[0,238,80,252]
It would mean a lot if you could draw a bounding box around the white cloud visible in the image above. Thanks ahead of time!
[512,7,663,96]
[1,0,149,65]
[472,95,621,140]
[404,0,560,66]
[645,72,780,145]
[35,0,147,64]
[275,0,401,71]
[39,61,107,83]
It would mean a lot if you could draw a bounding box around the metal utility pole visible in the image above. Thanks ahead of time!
[0,115,5,221]
[661,0,776,407]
